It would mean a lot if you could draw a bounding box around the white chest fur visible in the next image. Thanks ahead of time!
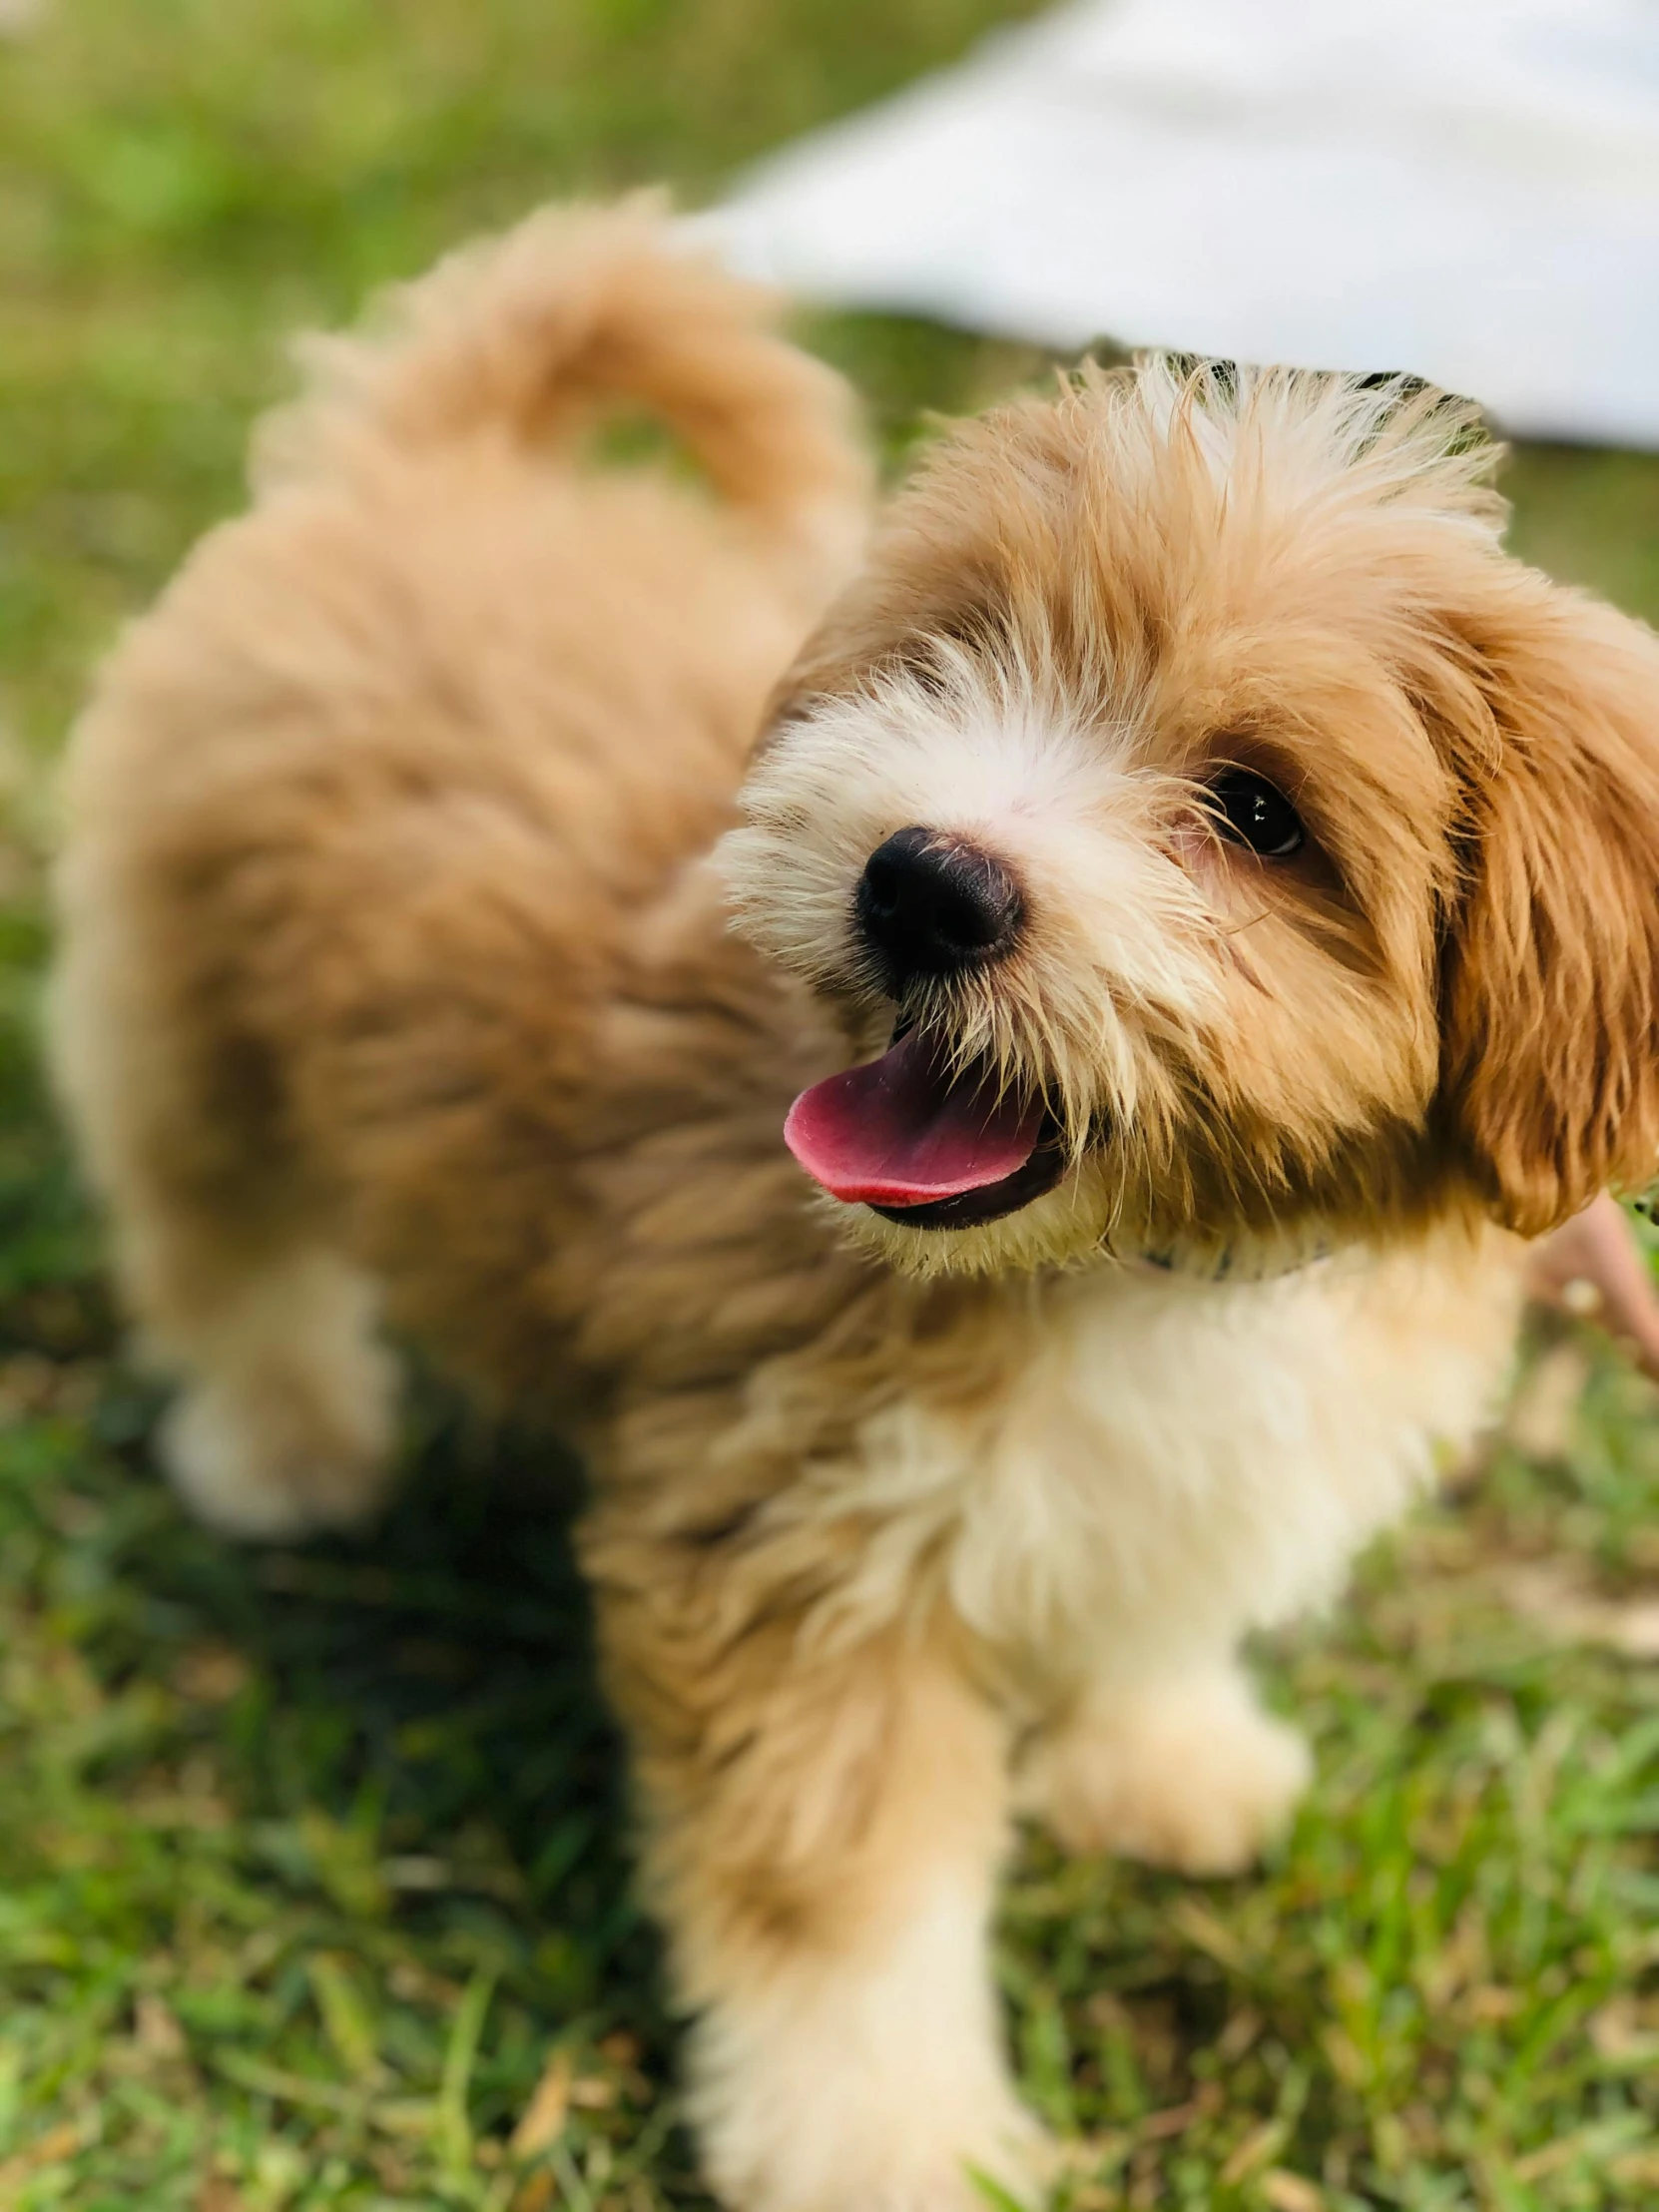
[829,1232,1523,1701]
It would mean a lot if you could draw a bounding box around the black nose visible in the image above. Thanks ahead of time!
[853,826,1023,986]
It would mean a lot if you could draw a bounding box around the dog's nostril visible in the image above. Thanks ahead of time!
[859,853,905,923]
[853,826,1023,984]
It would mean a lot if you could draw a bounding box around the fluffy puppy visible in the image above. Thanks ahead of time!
[50,203,1659,2212]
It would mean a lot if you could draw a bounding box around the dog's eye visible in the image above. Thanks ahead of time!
[1207,768,1305,859]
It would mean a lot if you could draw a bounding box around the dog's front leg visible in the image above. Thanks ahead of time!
[1014,1660,1310,1878]
[593,1572,1045,2212]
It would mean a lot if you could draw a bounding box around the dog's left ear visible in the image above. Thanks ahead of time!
[1438,584,1659,1237]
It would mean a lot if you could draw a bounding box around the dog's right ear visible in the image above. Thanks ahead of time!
[749,664,824,766]
[1437,584,1659,1237]
[747,586,874,765]
[746,400,1051,765]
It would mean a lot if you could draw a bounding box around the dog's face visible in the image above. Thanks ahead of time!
[724,362,1659,1276]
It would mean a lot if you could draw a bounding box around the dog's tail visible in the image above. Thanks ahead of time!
[252,195,872,594]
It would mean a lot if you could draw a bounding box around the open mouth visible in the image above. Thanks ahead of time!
[784,1027,1065,1231]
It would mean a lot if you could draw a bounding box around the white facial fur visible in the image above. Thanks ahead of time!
[723,640,1411,1278]
[723,648,1225,1241]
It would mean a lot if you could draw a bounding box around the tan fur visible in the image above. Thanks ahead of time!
[733,364,1659,1273]
[49,207,1659,2211]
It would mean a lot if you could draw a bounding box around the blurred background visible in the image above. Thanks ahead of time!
[1,5,1658,2210]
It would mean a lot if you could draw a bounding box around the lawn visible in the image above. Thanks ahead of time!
[1,4,1658,2208]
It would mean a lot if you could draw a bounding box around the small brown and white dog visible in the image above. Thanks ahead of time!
[49,202,1659,2210]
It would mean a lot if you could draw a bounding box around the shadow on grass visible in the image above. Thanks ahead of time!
[101,1372,654,1993]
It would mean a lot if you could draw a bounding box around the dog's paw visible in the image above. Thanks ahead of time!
[708,2098,1052,2212]
[161,1370,394,1540]
[1017,1668,1310,1878]
[694,2002,1052,2212]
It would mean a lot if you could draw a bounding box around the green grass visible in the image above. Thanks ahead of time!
[1,3,1658,2207]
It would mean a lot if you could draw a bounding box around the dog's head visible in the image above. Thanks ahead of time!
[723,361,1659,1276]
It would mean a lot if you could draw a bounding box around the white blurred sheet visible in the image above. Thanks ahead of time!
[710,0,1659,446]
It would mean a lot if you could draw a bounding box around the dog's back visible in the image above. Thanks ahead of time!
[49,202,872,1523]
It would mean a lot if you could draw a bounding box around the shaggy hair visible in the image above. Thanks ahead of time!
[732,364,1659,1270]
[50,202,1659,2212]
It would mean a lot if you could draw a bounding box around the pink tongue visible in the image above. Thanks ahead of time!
[785,1032,1042,1207]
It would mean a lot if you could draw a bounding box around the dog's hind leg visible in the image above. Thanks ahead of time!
[147,1227,399,1541]
[51,922,399,1541]
[98,1154,399,1540]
